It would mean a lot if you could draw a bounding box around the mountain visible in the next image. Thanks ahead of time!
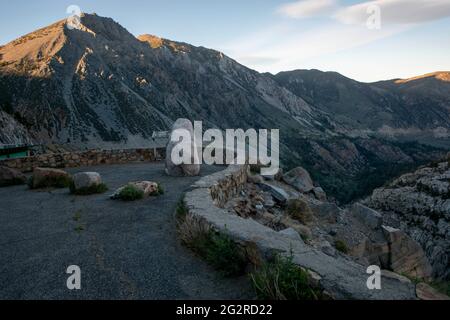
[0,14,332,148]
[0,14,447,203]
[274,70,450,148]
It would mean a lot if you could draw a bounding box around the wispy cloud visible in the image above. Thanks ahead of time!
[335,0,450,25]
[277,0,338,19]
[220,0,450,79]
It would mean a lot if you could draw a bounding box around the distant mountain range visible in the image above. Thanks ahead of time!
[0,13,448,202]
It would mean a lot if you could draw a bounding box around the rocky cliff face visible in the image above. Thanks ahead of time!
[0,13,447,202]
[364,156,450,280]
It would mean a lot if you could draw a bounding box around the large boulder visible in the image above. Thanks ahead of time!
[72,172,102,190]
[165,118,200,177]
[0,166,26,187]
[382,226,433,279]
[31,167,71,189]
[283,167,314,193]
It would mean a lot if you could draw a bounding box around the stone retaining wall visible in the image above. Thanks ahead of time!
[0,148,166,172]
[183,164,418,300]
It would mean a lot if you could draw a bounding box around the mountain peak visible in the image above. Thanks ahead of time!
[395,71,450,84]
[137,34,164,48]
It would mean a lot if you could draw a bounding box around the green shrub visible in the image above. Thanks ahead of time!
[74,225,85,233]
[150,183,164,196]
[28,175,72,189]
[176,198,188,220]
[335,240,349,254]
[182,226,246,277]
[204,232,247,277]
[429,281,450,297]
[286,199,313,224]
[250,254,322,300]
[117,184,144,201]
[70,182,108,195]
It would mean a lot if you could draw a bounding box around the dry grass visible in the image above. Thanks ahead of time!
[286,199,313,225]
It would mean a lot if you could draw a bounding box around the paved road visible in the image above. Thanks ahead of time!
[0,163,253,299]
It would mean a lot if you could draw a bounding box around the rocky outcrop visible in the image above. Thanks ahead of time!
[364,158,450,280]
[165,119,200,177]
[382,226,432,279]
[0,166,26,187]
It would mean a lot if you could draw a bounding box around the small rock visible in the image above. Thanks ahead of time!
[247,174,264,184]
[307,270,322,288]
[257,182,289,205]
[381,270,412,285]
[282,167,314,193]
[111,181,159,199]
[321,242,337,257]
[279,227,303,242]
[261,168,283,181]
[416,282,450,300]
[313,187,327,201]
[0,166,26,187]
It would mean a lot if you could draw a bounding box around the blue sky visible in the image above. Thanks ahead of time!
[0,0,449,82]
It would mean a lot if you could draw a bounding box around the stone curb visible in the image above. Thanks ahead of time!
[183,164,418,300]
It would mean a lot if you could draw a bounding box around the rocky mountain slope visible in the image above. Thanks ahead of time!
[0,14,331,148]
[0,13,448,202]
[363,155,450,280]
[274,70,450,148]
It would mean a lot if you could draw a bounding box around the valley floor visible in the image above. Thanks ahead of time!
[0,163,253,299]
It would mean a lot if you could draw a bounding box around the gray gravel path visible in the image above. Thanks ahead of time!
[0,162,253,300]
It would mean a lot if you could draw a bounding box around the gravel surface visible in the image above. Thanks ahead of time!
[0,162,253,300]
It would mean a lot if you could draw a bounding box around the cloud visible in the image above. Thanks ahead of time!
[222,22,408,72]
[219,0,450,80]
[334,0,450,26]
[277,0,338,19]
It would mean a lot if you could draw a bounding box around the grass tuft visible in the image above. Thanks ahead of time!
[116,184,144,201]
[334,240,349,254]
[286,199,313,225]
[250,254,322,300]
[177,208,246,277]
